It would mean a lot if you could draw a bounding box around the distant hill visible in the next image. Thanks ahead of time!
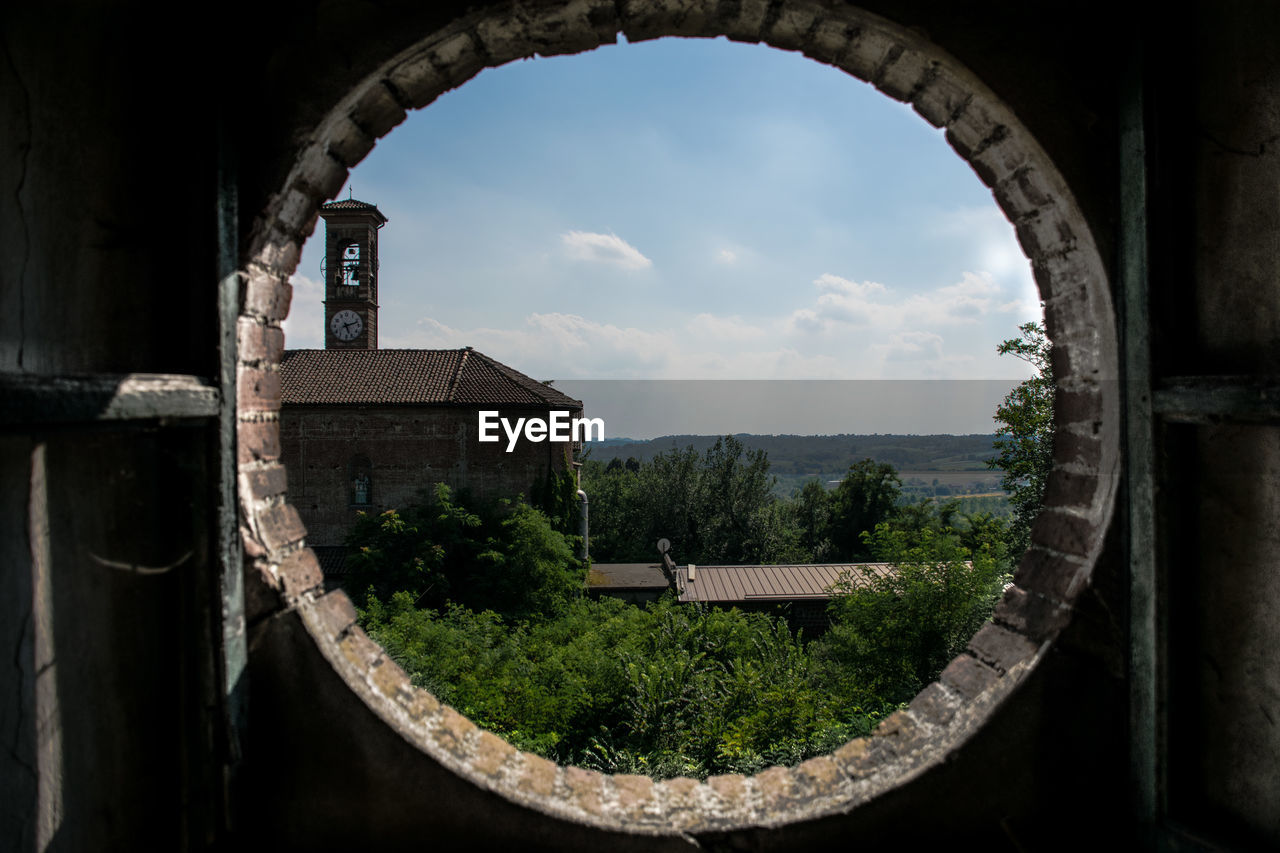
[583,433,1000,474]
[581,433,1008,501]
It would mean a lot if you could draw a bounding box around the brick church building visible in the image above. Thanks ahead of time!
[279,199,583,554]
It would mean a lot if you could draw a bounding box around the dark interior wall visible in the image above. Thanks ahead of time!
[1,1,1278,849]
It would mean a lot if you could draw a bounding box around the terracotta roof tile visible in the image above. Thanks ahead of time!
[280,348,582,407]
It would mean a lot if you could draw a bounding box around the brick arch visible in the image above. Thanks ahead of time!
[236,0,1119,835]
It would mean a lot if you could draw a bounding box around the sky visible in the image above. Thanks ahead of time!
[284,36,1042,436]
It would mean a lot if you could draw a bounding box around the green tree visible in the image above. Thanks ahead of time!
[814,521,1008,706]
[829,459,903,560]
[345,484,583,618]
[988,321,1054,557]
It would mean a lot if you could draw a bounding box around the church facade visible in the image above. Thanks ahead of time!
[280,199,583,548]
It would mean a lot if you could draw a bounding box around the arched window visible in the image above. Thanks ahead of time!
[340,241,361,287]
[348,455,372,506]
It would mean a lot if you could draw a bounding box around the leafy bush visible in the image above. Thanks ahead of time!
[812,522,1009,707]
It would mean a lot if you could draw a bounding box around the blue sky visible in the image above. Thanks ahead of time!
[285,36,1041,431]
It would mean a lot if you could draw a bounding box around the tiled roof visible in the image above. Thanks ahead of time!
[674,562,897,603]
[319,198,388,224]
[280,348,582,407]
[321,197,385,212]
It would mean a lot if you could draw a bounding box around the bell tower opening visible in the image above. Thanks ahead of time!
[320,198,387,349]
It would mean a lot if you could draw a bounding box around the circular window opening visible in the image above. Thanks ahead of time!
[238,0,1119,835]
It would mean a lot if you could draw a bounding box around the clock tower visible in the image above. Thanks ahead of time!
[319,198,388,349]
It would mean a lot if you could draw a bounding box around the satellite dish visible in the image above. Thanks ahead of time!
[656,538,671,555]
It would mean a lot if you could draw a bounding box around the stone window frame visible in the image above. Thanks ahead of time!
[235,0,1119,834]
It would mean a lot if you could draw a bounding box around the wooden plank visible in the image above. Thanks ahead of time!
[0,372,219,426]
[1153,376,1280,424]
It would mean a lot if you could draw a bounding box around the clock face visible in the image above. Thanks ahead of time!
[330,309,363,342]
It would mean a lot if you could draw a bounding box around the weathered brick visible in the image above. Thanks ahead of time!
[237,419,281,465]
[1015,209,1079,259]
[717,0,771,44]
[993,586,1070,643]
[402,686,441,722]
[619,0,715,40]
[1055,387,1104,431]
[967,131,1029,189]
[908,681,960,726]
[239,463,287,502]
[1013,545,1083,602]
[1054,427,1103,472]
[995,166,1057,222]
[274,186,321,240]
[309,589,358,639]
[1042,468,1100,513]
[519,753,558,797]
[292,144,350,203]
[874,709,915,741]
[660,775,699,803]
[940,654,998,700]
[753,765,794,809]
[242,269,292,322]
[876,50,933,103]
[912,71,972,128]
[800,17,860,66]
[968,622,1039,674]
[350,82,407,139]
[386,47,450,111]
[706,773,747,806]
[840,24,901,84]
[237,366,282,414]
[324,114,377,168]
[794,755,841,792]
[1029,506,1096,558]
[564,766,604,816]
[471,730,515,777]
[370,655,412,700]
[763,6,823,52]
[338,626,383,671]
[611,774,655,814]
[277,546,323,596]
[240,524,268,559]
[255,502,306,552]
[237,318,285,365]
[251,227,303,277]
[434,706,477,759]
[477,0,616,62]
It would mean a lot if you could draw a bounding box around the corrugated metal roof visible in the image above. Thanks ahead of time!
[674,563,896,603]
[280,348,583,408]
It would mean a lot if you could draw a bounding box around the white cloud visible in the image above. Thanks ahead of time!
[788,270,1018,334]
[561,230,652,270]
[876,331,945,362]
[716,248,738,264]
[385,311,851,380]
[685,313,768,342]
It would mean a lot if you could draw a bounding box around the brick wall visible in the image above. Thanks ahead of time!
[281,404,576,545]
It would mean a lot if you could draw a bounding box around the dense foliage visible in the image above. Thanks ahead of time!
[345,483,584,620]
[352,465,1013,779]
[362,592,882,777]
[987,321,1055,556]
[349,326,1046,778]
